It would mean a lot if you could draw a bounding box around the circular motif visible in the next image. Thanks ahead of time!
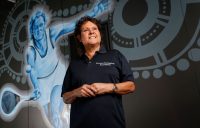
[70,6,77,15]
[176,58,189,71]
[165,65,175,76]
[153,69,163,78]
[133,71,139,79]
[109,0,200,79]
[142,70,150,79]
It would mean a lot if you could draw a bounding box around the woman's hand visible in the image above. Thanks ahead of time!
[75,84,98,97]
[91,83,113,95]
[63,84,98,104]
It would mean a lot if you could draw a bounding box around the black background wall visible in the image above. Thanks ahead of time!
[0,0,200,128]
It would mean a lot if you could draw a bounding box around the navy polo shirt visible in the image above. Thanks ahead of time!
[61,46,134,128]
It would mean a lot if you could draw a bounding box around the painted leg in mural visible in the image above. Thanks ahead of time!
[50,85,70,128]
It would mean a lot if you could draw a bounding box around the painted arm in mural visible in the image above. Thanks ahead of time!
[26,47,40,100]
[87,0,113,18]
[49,0,114,44]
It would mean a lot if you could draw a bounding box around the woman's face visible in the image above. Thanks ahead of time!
[79,21,101,47]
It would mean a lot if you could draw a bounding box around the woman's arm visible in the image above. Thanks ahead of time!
[91,81,135,95]
[62,81,135,104]
[62,84,98,104]
[112,81,135,95]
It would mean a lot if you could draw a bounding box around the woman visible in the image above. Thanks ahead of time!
[61,16,136,128]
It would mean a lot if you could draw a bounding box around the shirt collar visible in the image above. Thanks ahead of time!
[96,45,107,54]
[81,45,107,62]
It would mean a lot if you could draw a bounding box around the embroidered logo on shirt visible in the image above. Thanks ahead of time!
[96,62,115,66]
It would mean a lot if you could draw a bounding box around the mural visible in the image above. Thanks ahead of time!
[0,0,199,128]
[0,0,114,127]
[109,0,200,79]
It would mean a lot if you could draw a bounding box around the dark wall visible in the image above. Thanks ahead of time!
[0,0,200,128]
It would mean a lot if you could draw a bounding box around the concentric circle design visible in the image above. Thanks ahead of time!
[109,0,200,79]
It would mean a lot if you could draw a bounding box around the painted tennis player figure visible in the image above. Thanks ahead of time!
[26,0,114,127]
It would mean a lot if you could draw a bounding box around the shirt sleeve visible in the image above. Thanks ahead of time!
[61,64,72,97]
[116,50,134,82]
